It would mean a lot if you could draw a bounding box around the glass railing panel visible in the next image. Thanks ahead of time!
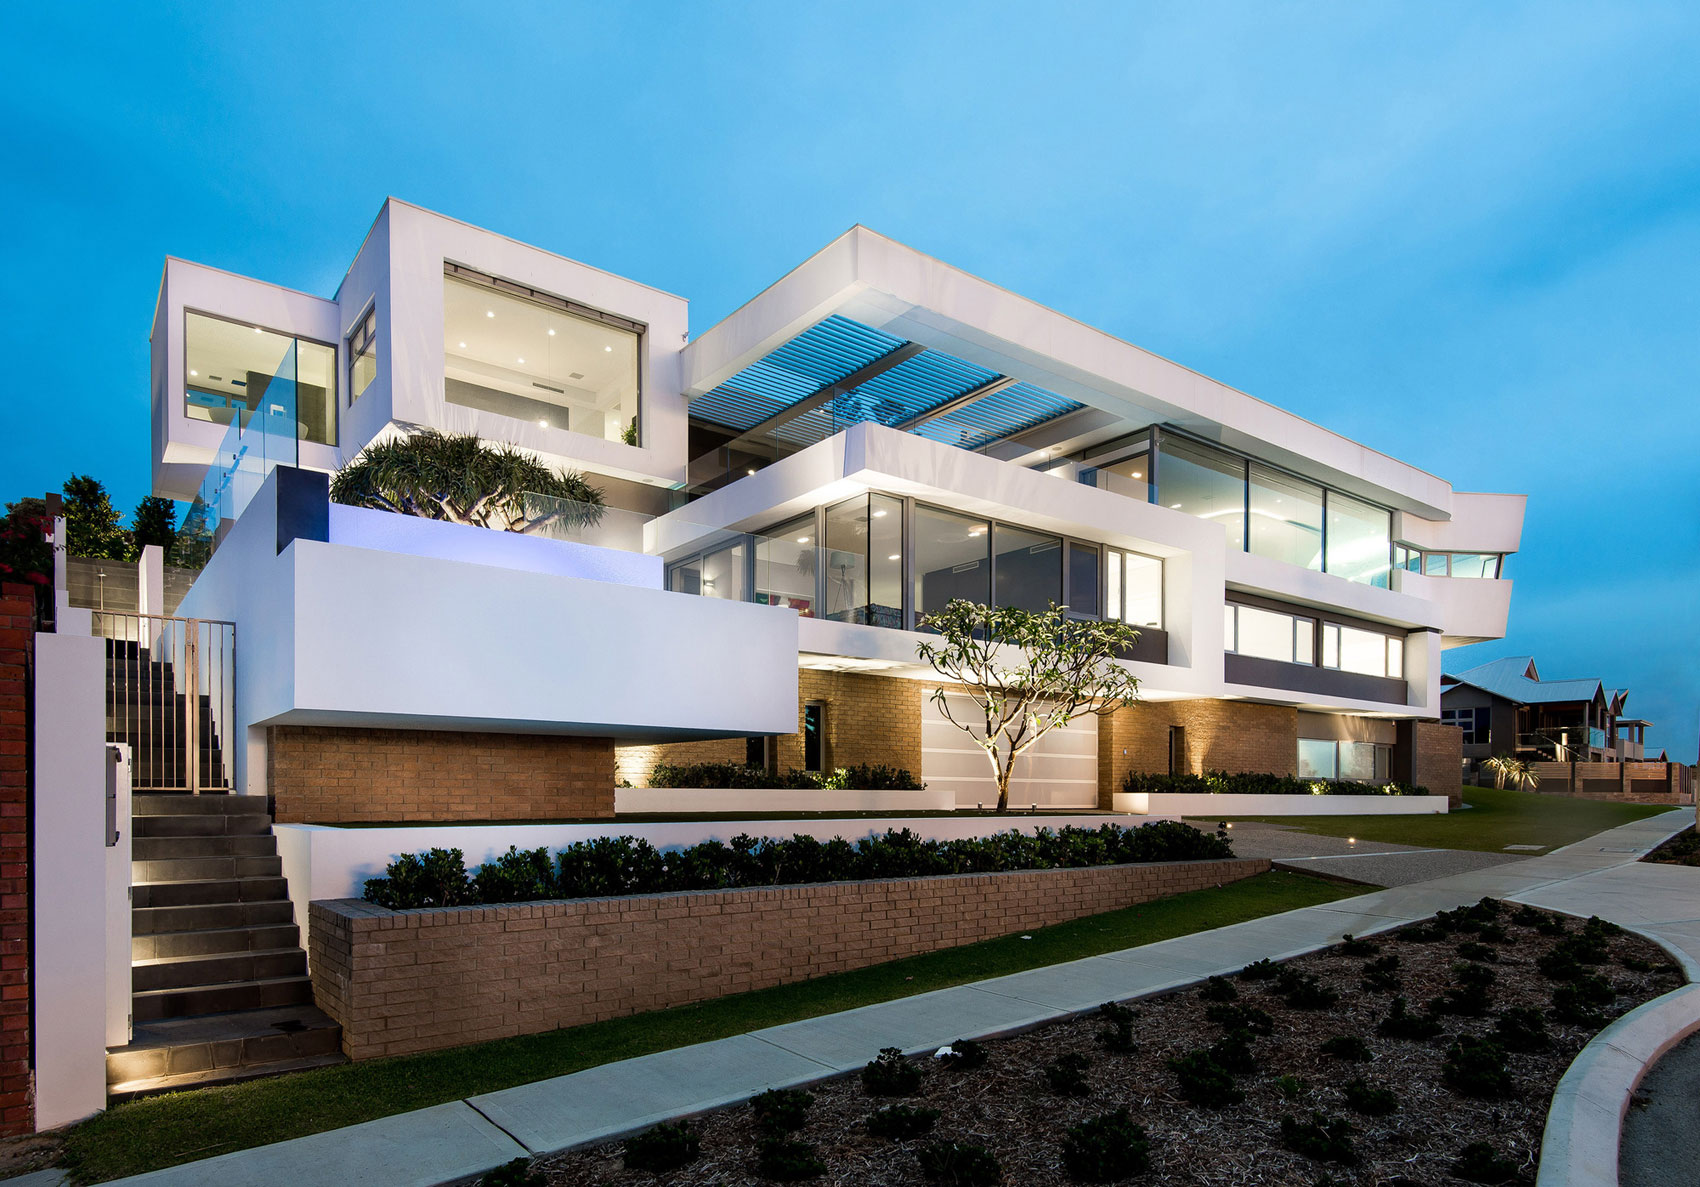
[751,529,817,618]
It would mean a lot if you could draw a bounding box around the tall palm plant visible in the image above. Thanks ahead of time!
[1483,754,1539,791]
[330,431,604,533]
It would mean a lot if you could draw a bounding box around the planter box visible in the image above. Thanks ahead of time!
[1113,792,1450,816]
[308,856,1269,1060]
[614,786,954,813]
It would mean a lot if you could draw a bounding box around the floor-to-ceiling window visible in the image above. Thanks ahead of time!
[184,311,337,446]
[1248,463,1323,570]
[1158,437,1246,550]
[752,513,816,617]
[1325,492,1392,589]
[913,506,990,622]
[993,524,1062,612]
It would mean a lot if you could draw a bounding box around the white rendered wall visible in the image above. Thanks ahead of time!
[1394,571,1515,647]
[1395,492,1527,555]
[1113,792,1449,816]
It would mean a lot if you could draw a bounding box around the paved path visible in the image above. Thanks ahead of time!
[107,810,1695,1187]
[1211,819,1533,887]
[1617,1027,1700,1187]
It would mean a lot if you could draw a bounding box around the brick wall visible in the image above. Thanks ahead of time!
[268,726,615,823]
[1413,721,1463,805]
[310,855,1269,1060]
[1097,700,1299,806]
[1526,760,1691,805]
[0,585,34,1134]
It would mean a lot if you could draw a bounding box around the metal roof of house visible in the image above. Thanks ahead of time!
[1444,656,1606,705]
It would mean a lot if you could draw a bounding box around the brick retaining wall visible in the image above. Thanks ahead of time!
[309,856,1269,1060]
[0,584,33,1134]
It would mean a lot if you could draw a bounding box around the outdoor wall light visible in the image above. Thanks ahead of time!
[486,311,495,318]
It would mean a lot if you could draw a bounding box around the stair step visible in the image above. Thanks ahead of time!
[133,812,272,838]
[133,876,289,910]
[134,948,306,993]
[133,900,295,934]
[132,835,277,860]
[107,1005,343,1090]
[132,794,263,816]
[133,975,314,1022]
[133,923,300,961]
[108,1053,347,1101]
[133,855,282,882]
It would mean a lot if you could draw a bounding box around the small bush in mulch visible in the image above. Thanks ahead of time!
[1167,1049,1244,1107]
[1552,973,1617,1025]
[1432,962,1498,1017]
[1320,1035,1372,1062]
[1512,904,1544,926]
[1277,970,1340,1010]
[1238,957,1280,980]
[1340,933,1380,957]
[1377,995,1445,1040]
[917,1141,1002,1186]
[479,1159,545,1187]
[1398,922,1447,943]
[1059,1108,1151,1182]
[1443,1036,1514,1099]
[1207,1030,1259,1074]
[1621,953,1659,973]
[1096,1003,1138,1053]
[1643,827,1700,868]
[1274,1074,1308,1100]
[1477,921,1510,944]
[867,1104,940,1140]
[1492,1007,1552,1053]
[755,1137,826,1181]
[1043,1052,1093,1096]
[1533,915,1569,937]
[1341,1078,1399,1116]
[937,1039,988,1071]
[1280,1112,1357,1164]
[751,1088,814,1134]
[1452,1141,1521,1183]
[1361,954,1403,993]
[1457,940,1499,963]
[1206,1002,1274,1036]
[1198,975,1238,1002]
[623,1122,702,1172]
[862,1047,922,1096]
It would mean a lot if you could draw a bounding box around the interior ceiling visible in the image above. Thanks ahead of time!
[443,276,634,402]
[185,313,334,393]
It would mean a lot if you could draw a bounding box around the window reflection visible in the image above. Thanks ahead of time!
[184,311,336,446]
[1325,492,1392,588]
[993,523,1061,612]
[1248,464,1323,570]
[753,514,815,617]
[914,506,989,621]
[1159,437,1245,549]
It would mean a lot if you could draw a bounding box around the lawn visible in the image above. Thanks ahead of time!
[61,870,1349,1184]
[1189,784,1675,855]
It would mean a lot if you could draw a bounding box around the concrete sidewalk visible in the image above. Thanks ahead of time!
[1213,819,1535,887]
[107,809,1695,1187]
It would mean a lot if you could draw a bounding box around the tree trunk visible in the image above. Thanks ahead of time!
[995,762,1013,813]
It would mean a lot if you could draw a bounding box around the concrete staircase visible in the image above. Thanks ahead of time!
[106,794,347,1098]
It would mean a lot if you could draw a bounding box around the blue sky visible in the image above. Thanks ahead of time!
[2,2,1695,757]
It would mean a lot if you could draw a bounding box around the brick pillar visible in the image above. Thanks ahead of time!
[0,584,36,1135]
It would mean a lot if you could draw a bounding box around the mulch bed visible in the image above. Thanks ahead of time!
[1641,827,1700,867]
[528,901,1681,1186]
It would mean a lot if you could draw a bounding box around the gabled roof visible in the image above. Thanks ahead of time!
[1444,656,1605,706]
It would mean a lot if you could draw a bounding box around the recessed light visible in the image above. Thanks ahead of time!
[604,345,612,352]
[486,311,495,318]
[517,357,525,365]
[547,328,556,337]
[797,536,811,544]
[538,419,548,428]
[1170,503,1182,509]
[1131,471,1142,478]
[253,326,262,334]
[458,341,466,349]
[887,554,901,561]
[872,509,887,518]
[746,468,757,476]
[189,369,198,377]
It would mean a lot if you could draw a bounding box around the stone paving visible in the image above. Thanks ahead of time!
[106,810,1695,1187]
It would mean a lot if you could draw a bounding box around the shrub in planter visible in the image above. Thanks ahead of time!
[1167,1049,1243,1107]
[1238,958,1280,981]
[624,1122,702,1172]
[1341,1078,1398,1116]
[917,1141,1003,1186]
[1060,1108,1151,1182]
[362,848,471,910]
[1206,1003,1274,1037]
[937,1039,988,1071]
[1121,769,1427,797]
[863,1047,922,1097]
[1198,975,1238,1003]
[1207,1030,1258,1074]
[1621,953,1660,973]
[1340,933,1380,957]
[1476,921,1509,944]
[471,846,555,904]
[756,1137,827,1181]
[1377,996,1444,1041]
[1492,1007,1552,1053]
[1278,970,1339,1010]
[1443,1037,1513,1099]
[1452,1141,1520,1184]
[1361,954,1402,993]
[1431,982,1493,1018]
[752,1088,815,1134]
[1553,974,1616,1025]
[1280,1113,1357,1164]
[1457,940,1498,963]
[1534,916,1568,937]
[867,1104,940,1140]
[478,1159,544,1187]
[1044,1051,1093,1096]
[1511,905,1544,927]
[1274,1074,1308,1100]
[1397,922,1446,943]
[1320,1035,1372,1062]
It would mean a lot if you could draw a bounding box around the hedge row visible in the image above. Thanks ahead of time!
[1121,769,1429,797]
[361,821,1235,910]
[647,761,925,791]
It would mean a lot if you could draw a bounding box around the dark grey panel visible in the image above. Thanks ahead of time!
[1224,653,1408,704]
[275,467,330,556]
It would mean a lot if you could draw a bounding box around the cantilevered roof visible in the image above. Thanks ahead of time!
[690,313,1086,455]
[1445,656,1606,706]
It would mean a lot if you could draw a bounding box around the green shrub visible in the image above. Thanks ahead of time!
[623,1122,701,1172]
[1060,1108,1151,1182]
[1207,1030,1258,1074]
[867,1103,940,1140]
[1167,1050,1243,1107]
[937,1038,988,1071]
[1477,922,1509,944]
[863,1047,922,1096]
[1452,1141,1520,1184]
[1238,958,1280,981]
[477,1159,544,1187]
[756,1137,827,1181]
[1278,970,1339,1010]
[1397,922,1446,943]
[361,848,471,910]
[917,1141,1003,1186]
[1320,1035,1371,1062]
[1340,933,1381,957]
[1511,905,1544,927]
[1280,1113,1357,1164]
[1361,954,1402,993]
[751,1088,814,1134]
[1621,953,1658,973]
[470,846,554,904]
[1377,996,1443,1041]
[1198,975,1238,1003]
[1122,769,1427,797]
[1274,1074,1308,1100]
[1553,974,1616,1025]
[1457,940,1498,963]
[1044,1051,1093,1096]
[1534,916,1568,937]
[646,760,926,791]
[1341,1078,1398,1115]
[1097,1002,1138,1053]
[1443,1037,1513,1099]
[1431,982,1493,1017]
[1206,1003,1274,1036]
[1493,1007,1552,1053]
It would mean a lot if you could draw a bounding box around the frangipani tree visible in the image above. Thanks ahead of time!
[916,600,1142,813]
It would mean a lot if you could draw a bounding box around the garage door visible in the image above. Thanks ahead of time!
[921,691,1099,809]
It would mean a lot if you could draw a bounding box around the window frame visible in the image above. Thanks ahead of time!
[348,305,377,405]
[182,307,340,446]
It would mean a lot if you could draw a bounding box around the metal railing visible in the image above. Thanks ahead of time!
[90,612,235,793]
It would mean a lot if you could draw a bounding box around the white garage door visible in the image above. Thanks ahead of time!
[921,692,1099,809]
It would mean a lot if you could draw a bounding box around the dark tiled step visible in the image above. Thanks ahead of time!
[133,948,306,993]
[107,1005,344,1090]
[133,812,272,838]
[133,899,295,934]
[132,876,289,910]
[133,794,263,816]
[132,855,283,883]
[132,835,277,861]
[133,975,314,1022]
[133,922,301,961]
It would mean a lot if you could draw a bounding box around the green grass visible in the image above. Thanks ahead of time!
[1190,784,1673,855]
[62,870,1346,1183]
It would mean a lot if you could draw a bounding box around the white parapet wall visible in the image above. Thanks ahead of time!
[1113,792,1450,816]
[614,787,957,814]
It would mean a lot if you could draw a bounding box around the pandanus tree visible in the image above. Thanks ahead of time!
[916,600,1142,812]
[330,430,605,533]
[1483,754,1539,791]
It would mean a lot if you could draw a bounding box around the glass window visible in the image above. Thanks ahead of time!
[1159,437,1245,549]
[1294,618,1315,666]
[993,523,1061,612]
[1298,738,1337,780]
[1422,552,1449,576]
[1224,604,1237,651]
[914,506,990,623]
[869,494,903,629]
[1095,448,1151,502]
[1338,625,1390,676]
[1106,549,1122,622]
[1236,606,1298,662]
[1322,623,1339,669]
[1066,543,1100,618]
[1124,553,1162,628]
[1386,636,1404,679]
[753,513,815,617]
[1248,464,1324,570]
[443,273,640,444]
[700,542,745,601]
[1339,741,1379,782]
[1325,492,1392,587]
[803,703,825,772]
[668,557,702,595]
[1449,553,1500,579]
[823,497,870,624]
[349,307,377,403]
[184,311,336,446]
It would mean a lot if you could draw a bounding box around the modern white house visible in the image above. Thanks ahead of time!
[148,198,1525,821]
